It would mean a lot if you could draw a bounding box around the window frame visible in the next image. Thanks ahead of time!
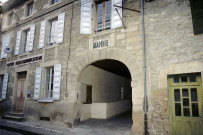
[96,0,111,32]
[51,0,60,5]
[27,2,34,17]
[48,17,58,45]
[44,67,54,99]
[22,29,30,53]
[8,12,13,26]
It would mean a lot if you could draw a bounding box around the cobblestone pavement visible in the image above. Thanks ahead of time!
[0,112,132,135]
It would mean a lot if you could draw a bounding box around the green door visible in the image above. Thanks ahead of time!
[168,73,203,135]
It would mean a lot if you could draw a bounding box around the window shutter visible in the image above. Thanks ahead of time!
[2,73,8,99]
[27,25,35,51]
[53,64,61,100]
[190,0,203,35]
[39,21,46,48]
[111,0,122,29]
[34,67,42,100]
[1,35,10,59]
[80,0,92,34]
[57,12,65,44]
[15,31,21,55]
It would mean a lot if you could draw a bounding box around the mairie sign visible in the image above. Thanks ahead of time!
[93,39,110,50]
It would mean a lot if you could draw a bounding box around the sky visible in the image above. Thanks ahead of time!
[0,0,9,3]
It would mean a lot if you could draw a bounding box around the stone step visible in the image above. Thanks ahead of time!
[2,114,26,122]
[8,112,24,117]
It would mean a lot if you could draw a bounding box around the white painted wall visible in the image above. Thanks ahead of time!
[79,65,131,103]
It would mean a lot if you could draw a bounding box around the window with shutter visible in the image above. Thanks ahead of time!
[23,29,30,53]
[57,12,65,44]
[44,67,54,99]
[190,0,203,35]
[27,2,34,16]
[53,64,61,100]
[96,0,111,32]
[48,18,58,45]
[27,25,35,51]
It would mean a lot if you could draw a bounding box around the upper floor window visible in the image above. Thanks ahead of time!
[48,18,58,45]
[96,0,111,32]
[27,2,34,16]
[0,75,4,98]
[44,67,54,99]
[22,29,30,53]
[51,0,60,5]
[8,13,13,25]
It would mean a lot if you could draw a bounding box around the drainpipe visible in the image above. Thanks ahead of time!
[141,0,148,134]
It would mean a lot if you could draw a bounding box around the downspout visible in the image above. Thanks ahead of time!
[141,0,148,134]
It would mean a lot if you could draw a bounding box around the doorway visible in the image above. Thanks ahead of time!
[15,72,27,113]
[78,59,132,133]
[168,73,203,135]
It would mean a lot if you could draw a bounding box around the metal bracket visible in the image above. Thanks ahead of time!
[114,5,140,13]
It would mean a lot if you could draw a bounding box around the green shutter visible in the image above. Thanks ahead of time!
[190,0,203,35]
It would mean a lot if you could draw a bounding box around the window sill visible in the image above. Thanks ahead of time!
[42,43,59,51]
[38,99,54,103]
[49,1,61,8]
[90,29,116,38]
[23,14,34,20]
[17,52,30,57]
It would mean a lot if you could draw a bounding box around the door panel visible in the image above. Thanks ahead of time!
[169,73,202,135]
[15,78,26,112]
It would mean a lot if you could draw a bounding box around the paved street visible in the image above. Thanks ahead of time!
[0,111,132,135]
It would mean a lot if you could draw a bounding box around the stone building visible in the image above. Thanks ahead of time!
[0,0,202,135]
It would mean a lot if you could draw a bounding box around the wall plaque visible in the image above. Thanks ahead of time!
[93,39,110,50]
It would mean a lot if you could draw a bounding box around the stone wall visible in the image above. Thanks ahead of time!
[145,0,203,134]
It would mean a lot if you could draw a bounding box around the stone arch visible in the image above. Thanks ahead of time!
[67,48,145,134]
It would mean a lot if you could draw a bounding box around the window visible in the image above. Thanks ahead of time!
[48,18,58,45]
[0,75,4,98]
[190,0,203,35]
[27,2,34,16]
[22,29,30,53]
[44,67,54,99]
[51,0,60,5]
[8,13,13,25]
[96,0,111,32]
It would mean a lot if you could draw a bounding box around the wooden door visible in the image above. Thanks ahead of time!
[168,73,203,135]
[15,78,26,112]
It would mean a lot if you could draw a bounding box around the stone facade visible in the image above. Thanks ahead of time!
[0,0,202,135]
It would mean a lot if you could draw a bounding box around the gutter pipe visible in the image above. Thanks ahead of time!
[141,0,148,134]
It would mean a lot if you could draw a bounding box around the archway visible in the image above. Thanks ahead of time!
[67,48,144,134]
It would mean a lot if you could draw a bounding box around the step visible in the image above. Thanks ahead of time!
[8,112,24,117]
[2,115,26,122]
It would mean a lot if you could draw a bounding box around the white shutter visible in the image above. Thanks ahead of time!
[57,12,65,44]
[80,0,92,34]
[34,67,42,100]
[39,21,46,49]
[27,25,35,51]
[2,73,8,99]
[1,35,10,59]
[15,31,21,55]
[53,64,61,100]
[111,0,122,29]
